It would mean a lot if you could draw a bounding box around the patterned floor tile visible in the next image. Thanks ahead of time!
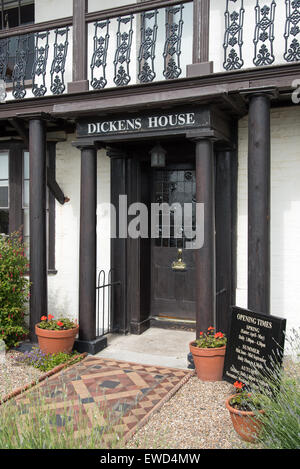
[16,356,193,441]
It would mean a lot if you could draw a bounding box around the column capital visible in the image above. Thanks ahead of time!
[240,87,278,102]
[72,139,102,151]
[186,129,219,143]
[106,145,128,159]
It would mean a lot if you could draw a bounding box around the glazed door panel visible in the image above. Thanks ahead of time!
[150,169,196,320]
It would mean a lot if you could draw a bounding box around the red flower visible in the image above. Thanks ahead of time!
[214,332,224,339]
[234,381,244,390]
[40,316,47,321]
[48,314,54,320]
[199,332,203,336]
[207,326,214,331]
[57,321,63,327]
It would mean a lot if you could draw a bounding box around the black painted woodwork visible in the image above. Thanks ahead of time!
[215,150,233,335]
[110,154,128,334]
[29,118,47,341]
[195,138,216,336]
[248,93,271,315]
[78,144,97,342]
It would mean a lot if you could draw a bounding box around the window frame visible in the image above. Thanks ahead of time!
[0,140,56,274]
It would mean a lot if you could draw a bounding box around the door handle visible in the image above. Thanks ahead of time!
[172,248,187,272]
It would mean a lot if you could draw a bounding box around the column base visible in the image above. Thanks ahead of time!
[130,318,151,335]
[186,62,214,77]
[74,337,107,355]
[67,80,89,94]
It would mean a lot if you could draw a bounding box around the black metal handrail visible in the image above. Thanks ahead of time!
[96,269,121,338]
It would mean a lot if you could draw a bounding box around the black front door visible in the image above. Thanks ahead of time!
[150,167,196,321]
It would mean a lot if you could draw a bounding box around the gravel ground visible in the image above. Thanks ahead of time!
[0,351,43,400]
[126,376,249,450]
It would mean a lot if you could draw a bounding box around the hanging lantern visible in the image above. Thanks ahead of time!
[150,143,167,168]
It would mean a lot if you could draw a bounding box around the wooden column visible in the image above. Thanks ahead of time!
[74,143,107,354]
[29,119,47,342]
[195,138,216,336]
[187,0,213,77]
[248,93,271,315]
[68,0,89,93]
[109,149,128,334]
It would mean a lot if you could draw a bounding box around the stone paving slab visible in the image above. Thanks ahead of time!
[16,356,193,443]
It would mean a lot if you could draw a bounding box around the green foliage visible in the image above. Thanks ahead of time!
[251,369,300,449]
[15,347,83,372]
[0,232,30,349]
[229,393,264,412]
[244,330,300,449]
[0,386,123,449]
[37,316,77,331]
[193,327,227,348]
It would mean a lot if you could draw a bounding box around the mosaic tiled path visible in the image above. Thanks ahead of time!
[16,356,193,443]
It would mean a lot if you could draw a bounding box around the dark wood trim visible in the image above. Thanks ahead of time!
[8,119,29,147]
[85,0,192,23]
[79,145,97,342]
[29,119,48,342]
[110,154,128,333]
[193,0,210,63]
[215,150,232,335]
[8,145,23,234]
[0,63,299,120]
[230,122,238,309]
[47,172,65,205]
[0,16,73,39]
[248,94,271,315]
[194,138,216,335]
[47,142,56,272]
[72,0,88,83]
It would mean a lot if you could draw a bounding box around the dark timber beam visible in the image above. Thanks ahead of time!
[248,93,271,315]
[187,0,213,77]
[73,142,107,354]
[8,118,29,147]
[194,137,216,335]
[68,0,88,93]
[47,172,67,205]
[29,118,48,342]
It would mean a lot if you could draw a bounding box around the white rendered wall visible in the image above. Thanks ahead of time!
[47,136,111,322]
[236,105,300,333]
[35,0,73,22]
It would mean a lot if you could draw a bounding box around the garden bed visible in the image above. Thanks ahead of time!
[0,349,87,404]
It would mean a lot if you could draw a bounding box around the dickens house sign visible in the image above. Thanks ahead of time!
[76,107,217,138]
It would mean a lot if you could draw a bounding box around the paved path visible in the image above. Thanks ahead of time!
[17,356,193,444]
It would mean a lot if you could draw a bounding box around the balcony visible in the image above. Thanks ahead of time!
[0,0,299,102]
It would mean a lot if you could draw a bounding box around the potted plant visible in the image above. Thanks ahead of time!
[35,315,79,354]
[189,327,227,381]
[225,381,265,443]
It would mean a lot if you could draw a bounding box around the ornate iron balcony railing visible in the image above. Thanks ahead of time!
[0,0,299,102]
[87,0,193,90]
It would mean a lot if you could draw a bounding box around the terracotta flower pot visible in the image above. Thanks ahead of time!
[35,324,79,354]
[225,394,264,443]
[189,341,226,381]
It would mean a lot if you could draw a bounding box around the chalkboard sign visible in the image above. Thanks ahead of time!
[223,307,286,392]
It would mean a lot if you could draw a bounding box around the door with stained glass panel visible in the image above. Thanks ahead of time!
[150,168,196,321]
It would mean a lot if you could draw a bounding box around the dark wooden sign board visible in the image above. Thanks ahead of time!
[223,306,286,393]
